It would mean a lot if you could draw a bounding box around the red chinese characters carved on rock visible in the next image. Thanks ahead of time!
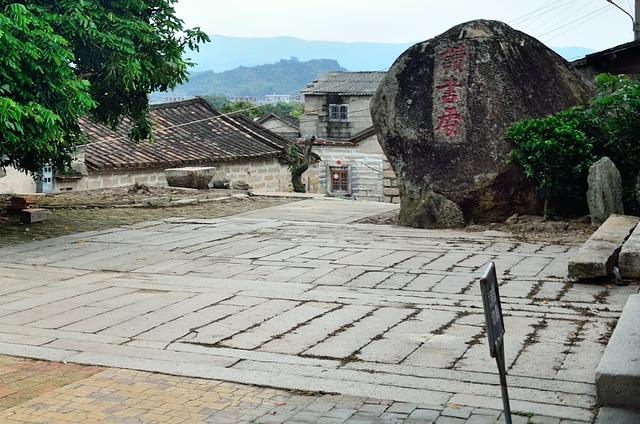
[436,77,462,104]
[442,44,466,72]
[435,107,462,137]
[435,43,466,139]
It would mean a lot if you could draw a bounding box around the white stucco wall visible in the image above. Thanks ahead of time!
[260,118,299,141]
[55,158,292,193]
[303,145,384,202]
[301,134,399,203]
[0,167,38,194]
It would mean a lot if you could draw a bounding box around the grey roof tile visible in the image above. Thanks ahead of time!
[300,72,386,96]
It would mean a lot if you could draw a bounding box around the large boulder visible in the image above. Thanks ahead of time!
[371,20,593,228]
[587,157,624,226]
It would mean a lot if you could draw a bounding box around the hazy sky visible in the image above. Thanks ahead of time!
[175,0,635,52]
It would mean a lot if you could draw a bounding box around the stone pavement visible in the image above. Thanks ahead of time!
[0,199,637,422]
[0,362,564,424]
[235,197,399,223]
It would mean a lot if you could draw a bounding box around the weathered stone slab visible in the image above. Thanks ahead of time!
[618,222,640,279]
[587,157,624,226]
[596,294,640,409]
[568,214,639,281]
[595,407,640,424]
[165,166,216,189]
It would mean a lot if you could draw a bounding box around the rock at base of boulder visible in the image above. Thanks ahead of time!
[587,157,624,226]
[399,191,464,229]
[20,208,49,224]
[165,167,216,189]
[568,214,639,281]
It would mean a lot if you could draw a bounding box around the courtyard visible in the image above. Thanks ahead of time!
[0,197,636,423]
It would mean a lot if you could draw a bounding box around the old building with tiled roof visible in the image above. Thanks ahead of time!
[255,113,300,141]
[52,98,293,192]
[297,71,398,203]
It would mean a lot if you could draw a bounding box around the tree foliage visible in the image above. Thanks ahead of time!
[506,73,640,217]
[589,74,640,210]
[211,99,304,124]
[0,0,209,174]
[287,138,314,193]
[506,109,596,217]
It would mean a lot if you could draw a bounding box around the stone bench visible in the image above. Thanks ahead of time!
[165,167,216,189]
[567,214,639,281]
[596,294,640,409]
[619,223,640,279]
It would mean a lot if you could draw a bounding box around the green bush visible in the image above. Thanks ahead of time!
[506,108,596,218]
[589,74,640,213]
[506,74,640,217]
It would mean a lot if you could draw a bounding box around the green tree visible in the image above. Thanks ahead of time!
[287,138,314,193]
[588,74,640,211]
[219,100,261,121]
[0,0,208,174]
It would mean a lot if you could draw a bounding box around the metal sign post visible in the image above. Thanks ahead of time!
[479,262,512,424]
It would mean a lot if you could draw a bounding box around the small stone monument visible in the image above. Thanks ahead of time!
[587,157,624,226]
[371,20,593,228]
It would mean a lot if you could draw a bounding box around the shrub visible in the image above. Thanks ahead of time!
[506,74,640,218]
[588,74,640,213]
[506,108,596,218]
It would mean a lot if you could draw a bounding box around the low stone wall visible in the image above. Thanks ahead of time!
[55,158,292,193]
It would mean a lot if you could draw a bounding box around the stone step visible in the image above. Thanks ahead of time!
[596,294,640,409]
[619,222,640,279]
[595,407,640,424]
[567,214,639,281]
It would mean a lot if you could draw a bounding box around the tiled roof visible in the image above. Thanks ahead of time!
[256,113,300,130]
[80,98,290,171]
[300,72,386,96]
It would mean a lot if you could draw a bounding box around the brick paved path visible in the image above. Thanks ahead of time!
[0,199,636,422]
[0,360,573,423]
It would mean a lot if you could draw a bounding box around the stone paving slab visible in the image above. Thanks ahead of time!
[0,200,636,421]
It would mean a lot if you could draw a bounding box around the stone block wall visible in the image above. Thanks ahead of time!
[54,157,292,193]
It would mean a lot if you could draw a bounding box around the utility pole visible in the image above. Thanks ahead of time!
[633,0,640,40]
[606,0,639,40]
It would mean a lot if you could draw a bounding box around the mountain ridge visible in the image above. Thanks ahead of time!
[187,34,594,73]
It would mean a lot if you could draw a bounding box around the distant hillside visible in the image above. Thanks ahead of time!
[152,58,345,101]
[151,37,594,102]
[185,35,593,73]
[188,35,412,72]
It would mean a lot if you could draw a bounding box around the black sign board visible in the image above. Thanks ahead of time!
[480,262,512,424]
[480,262,505,358]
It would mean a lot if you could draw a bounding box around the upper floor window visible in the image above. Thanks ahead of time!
[328,104,349,122]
